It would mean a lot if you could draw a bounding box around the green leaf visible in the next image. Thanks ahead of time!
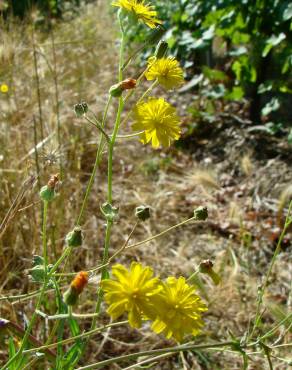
[32,255,44,267]
[288,129,292,145]
[283,3,292,21]
[225,86,244,101]
[261,98,281,116]
[258,82,273,94]
[279,85,292,93]
[232,60,243,81]
[8,338,16,370]
[229,46,247,56]
[202,67,228,82]
[262,33,286,57]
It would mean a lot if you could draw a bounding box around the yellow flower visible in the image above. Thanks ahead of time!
[112,0,162,29]
[145,57,184,90]
[151,277,207,342]
[0,84,8,93]
[101,262,162,328]
[132,98,181,148]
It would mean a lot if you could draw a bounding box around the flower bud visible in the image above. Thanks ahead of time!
[39,174,59,202]
[100,202,119,221]
[63,271,88,306]
[39,185,55,202]
[74,102,88,117]
[109,83,123,98]
[155,40,168,59]
[199,259,220,285]
[66,226,83,248]
[194,206,208,221]
[135,205,150,221]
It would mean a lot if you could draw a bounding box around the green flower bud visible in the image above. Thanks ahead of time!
[109,83,123,98]
[155,40,168,59]
[194,206,208,221]
[39,185,55,202]
[100,202,119,221]
[199,259,221,285]
[74,102,88,117]
[63,286,79,306]
[66,227,83,248]
[135,205,150,221]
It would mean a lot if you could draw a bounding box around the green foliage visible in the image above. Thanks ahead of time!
[128,0,292,135]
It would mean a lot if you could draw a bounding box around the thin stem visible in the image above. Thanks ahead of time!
[76,341,236,370]
[23,321,128,355]
[126,215,198,250]
[2,201,49,370]
[53,217,196,277]
[76,95,112,226]
[250,201,292,338]
[84,115,111,144]
[36,310,102,320]
[32,30,44,143]
[115,131,144,139]
[107,97,124,203]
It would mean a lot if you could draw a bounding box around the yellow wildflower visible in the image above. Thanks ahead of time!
[132,97,181,148]
[101,262,162,328]
[151,277,207,342]
[145,57,184,90]
[0,84,8,93]
[112,0,162,29]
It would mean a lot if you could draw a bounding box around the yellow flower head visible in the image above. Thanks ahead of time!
[145,57,184,90]
[151,277,207,342]
[0,84,8,93]
[132,97,181,148]
[101,262,162,328]
[112,0,162,29]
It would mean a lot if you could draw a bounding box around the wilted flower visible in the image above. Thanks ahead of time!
[101,262,162,328]
[145,57,184,90]
[132,98,181,148]
[112,0,162,29]
[63,271,89,306]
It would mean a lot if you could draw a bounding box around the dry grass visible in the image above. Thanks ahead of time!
[0,2,291,369]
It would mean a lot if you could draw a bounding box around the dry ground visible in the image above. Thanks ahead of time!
[0,2,291,369]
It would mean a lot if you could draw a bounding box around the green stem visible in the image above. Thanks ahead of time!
[23,321,128,355]
[76,95,112,226]
[107,97,124,203]
[76,341,236,370]
[2,201,49,370]
[126,215,197,250]
[250,201,292,338]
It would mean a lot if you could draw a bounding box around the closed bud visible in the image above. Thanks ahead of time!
[194,206,208,221]
[155,40,168,59]
[63,271,89,306]
[66,226,83,248]
[39,174,59,202]
[63,286,79,306]
[135,205,150,221]
[39,185,55,202]
[109,83,123,98]
[74,102,88,117]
